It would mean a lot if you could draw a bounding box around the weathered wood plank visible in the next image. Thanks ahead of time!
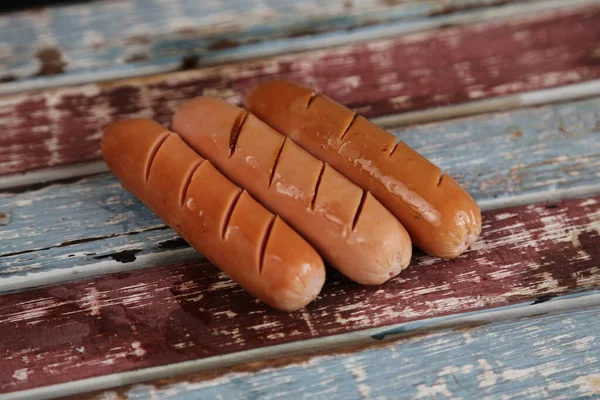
[0,0,567,94]
[78,305,600,400]
[2,95,599,284]
[8,292,600,399]
[2,4,600,175]
[0,194,599,393]
[3,80,600,191]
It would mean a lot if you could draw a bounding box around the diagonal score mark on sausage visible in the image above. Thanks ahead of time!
[389,139,404,157]
[436,173,446,188]
[268,137,287,187]
[306,92,319,109]
[229,111,249,157]
[310,162,327,211]
[338,113,358,141]
[221,188,244,240]
[352,190,368,231]
[179,160,204,208]
[258,215,277,275]
[144,131,171,185]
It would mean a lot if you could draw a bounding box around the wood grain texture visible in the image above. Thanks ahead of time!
[2,5,600,175]
[0,194,599,393]
[81,305,600,400]
[0,0,543,92]
[2,95,599,283]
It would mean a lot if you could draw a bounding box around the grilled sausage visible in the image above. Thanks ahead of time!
[173,98,412,285]
[101,118,325,311]
[245,80,482,258]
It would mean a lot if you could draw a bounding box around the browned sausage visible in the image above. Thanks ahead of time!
[173,98,412,285]
[101,119,325,311]
[246,80,482,259]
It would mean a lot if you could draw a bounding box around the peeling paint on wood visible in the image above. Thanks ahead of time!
[80,306,600,400]
[1,96,599,282]
[0,0,547,92]
[0,195,598,393]
[2,5,600,175]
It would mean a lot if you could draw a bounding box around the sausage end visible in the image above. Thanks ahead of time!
[260,217,326,311]
[348,193,412,285]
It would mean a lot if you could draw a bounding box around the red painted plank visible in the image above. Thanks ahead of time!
[1,195,599,393]
[1,6,600,176]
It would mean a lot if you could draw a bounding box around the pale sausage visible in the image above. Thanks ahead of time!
[101,119,325,311]
[246,80,481,259]
[173,98,412,285]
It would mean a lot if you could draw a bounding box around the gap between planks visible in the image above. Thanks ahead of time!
[5,290,600,400]
[0,247,201,295]
[1,0,598,96]
[0,161,108,192]
[2,78,600,191]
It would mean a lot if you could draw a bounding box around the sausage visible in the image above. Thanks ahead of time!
[245,80,482,259]
[101,119,325,311]
[173,98,412,285]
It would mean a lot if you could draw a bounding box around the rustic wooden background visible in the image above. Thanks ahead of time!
[1,0,600,399]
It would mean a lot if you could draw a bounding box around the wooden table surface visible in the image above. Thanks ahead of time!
[1,0,600,398]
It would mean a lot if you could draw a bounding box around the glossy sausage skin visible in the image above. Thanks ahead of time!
[101,119,325,311]
[173,98,412,285]
[246,80,482,259]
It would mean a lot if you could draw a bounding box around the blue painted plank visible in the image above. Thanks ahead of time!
[85,304,600,399]
[1,96,599,283]
[0,0,549,93]
[399,98,600,203]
